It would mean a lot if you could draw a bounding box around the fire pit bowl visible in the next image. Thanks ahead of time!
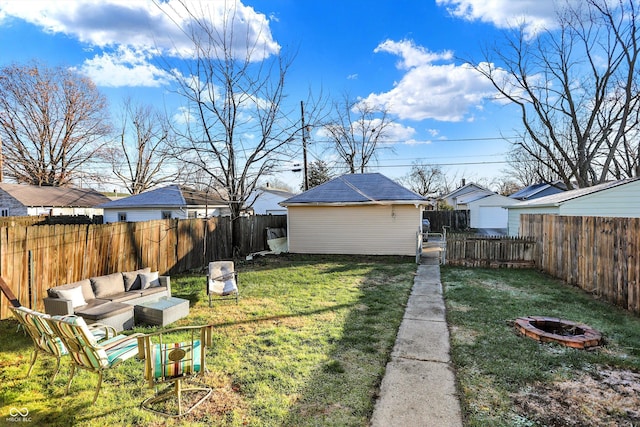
[514,316,602,349]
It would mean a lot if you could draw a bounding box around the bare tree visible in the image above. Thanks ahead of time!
[324,94,394,174]
[0,62,111,186]
[161,1,321,252]
[502,144,563,186]
[400,163,445,197]
[104,98,178,195]
[476,0,640,188]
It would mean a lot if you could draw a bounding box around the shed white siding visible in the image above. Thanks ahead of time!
[287,204,421,256]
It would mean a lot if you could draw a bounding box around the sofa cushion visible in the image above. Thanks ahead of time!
[48,279,95,302]
[54,286,87,308]
[75,301,133,321]
[139,286,169,298]
[122,268,151,291]
[139,271,160,289]
[91,273,125,298]
[101,291,143,303]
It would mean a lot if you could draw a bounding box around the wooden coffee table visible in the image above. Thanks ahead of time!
[134,296,190,326]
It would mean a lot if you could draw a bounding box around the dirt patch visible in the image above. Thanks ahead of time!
[514,368,640,426]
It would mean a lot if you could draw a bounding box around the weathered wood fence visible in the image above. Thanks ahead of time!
[520,214,640,314]
[0,215,286,319]
[445,234,536,268]
[424,210,470,232]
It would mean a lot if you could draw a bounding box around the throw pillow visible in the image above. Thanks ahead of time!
[91,273,125,298]
[122,267,151,291]
[139,271,160,289]
[54,286,87,308]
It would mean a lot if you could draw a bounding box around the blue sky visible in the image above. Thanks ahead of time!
[0,0,569,191]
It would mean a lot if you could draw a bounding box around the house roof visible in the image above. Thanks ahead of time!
[441,182,493,200]
[98,185,227,209]
[455,190,492,205]
[0,183,111,207]
[258,187,296,199]
[509,181,567,200]
[280,173,427,205]
[510,178,640,208]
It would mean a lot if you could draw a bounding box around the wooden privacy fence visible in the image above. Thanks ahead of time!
[520,214,640,314]
[445,233,536,268]
[0,215,286,320]
[424,210,470,232]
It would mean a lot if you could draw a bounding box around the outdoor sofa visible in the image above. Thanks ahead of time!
[43,268,171,331]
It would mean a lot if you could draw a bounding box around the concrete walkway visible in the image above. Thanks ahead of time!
[370,239,463,427]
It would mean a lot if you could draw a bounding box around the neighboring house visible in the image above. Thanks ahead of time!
[246,187,295,215]
[0,183,110,218]
[279,173,428,256]
[99,185,229,223]
[507,178,640,236]
[467,193,519,230]
[440,182,495,210]
[509,181,567,201]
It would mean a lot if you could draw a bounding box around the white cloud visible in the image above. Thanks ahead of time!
[363,39,496,122]
[0,0,280,86]
[75,47,173,87]
[435,0,582,37]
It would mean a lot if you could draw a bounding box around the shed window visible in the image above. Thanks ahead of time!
[1,209,7,217]
[161,211,172,219]
[118,212,127,222]
[188,211,197,219]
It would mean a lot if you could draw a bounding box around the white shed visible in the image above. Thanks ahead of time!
[467,194,519,230]
[280,173,428,256]
[507,178,640,236]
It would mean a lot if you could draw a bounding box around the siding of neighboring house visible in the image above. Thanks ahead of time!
[557,182,640,216]
[103,207,225,223]
[507,178,640,236]
[0,192,27,216]
[26,207,104,217]
[287,204,421,256]
[508,206,559,236]
[250,190,291,215]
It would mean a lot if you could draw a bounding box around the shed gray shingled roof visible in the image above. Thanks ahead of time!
[0,183,111,207]
[280,173,427,205]
[98,185,227,208]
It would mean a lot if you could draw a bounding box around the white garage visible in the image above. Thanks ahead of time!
[467,194,519,230]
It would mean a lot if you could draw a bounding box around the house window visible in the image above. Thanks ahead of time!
[161,211,172,219]
[188,211,197,219]
[0,209,7,217]
[118,212,127,222]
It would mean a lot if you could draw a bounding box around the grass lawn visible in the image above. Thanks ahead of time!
[442,266,640,427]
[0,254,416,426]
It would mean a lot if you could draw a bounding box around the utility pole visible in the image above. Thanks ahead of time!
[300,100,309,191]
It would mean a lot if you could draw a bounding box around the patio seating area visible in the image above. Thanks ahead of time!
[0,255,416,426]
